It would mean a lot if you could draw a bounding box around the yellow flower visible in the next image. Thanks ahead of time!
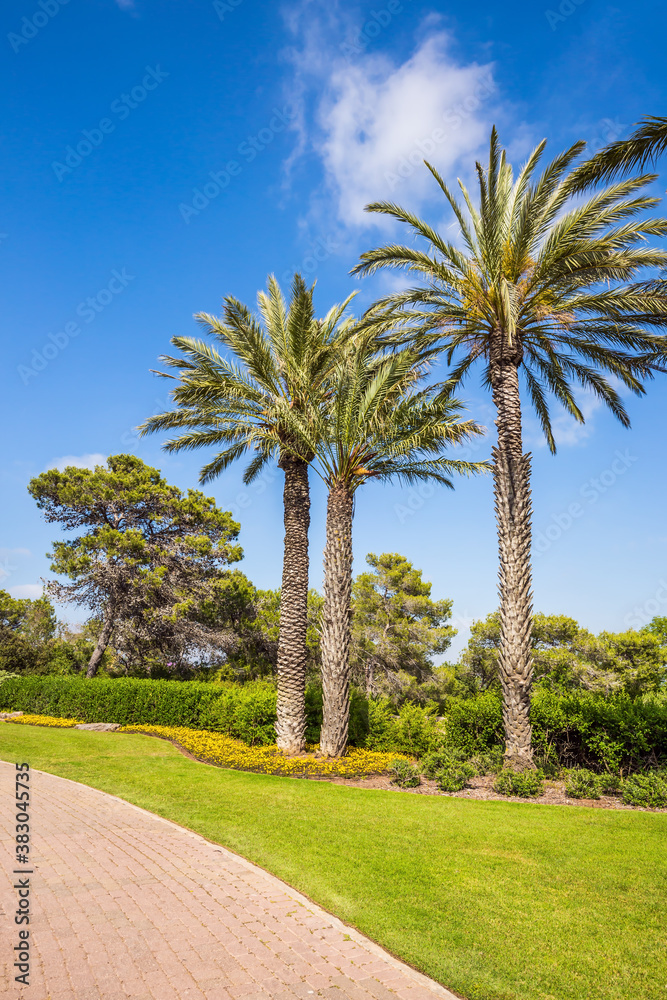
[5,714,409,777]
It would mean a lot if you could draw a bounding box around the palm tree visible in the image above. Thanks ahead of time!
[282,338,487,756]
[573,116,667,189]
[353,128,667,768]
[140,274,357,754]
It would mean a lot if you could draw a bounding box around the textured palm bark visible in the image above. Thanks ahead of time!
[319,483,354,757]
[275,454,310,754]
[491,333,534,770]
[86,615,114,678]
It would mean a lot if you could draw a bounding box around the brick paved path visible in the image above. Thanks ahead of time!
[0,763,457,1000]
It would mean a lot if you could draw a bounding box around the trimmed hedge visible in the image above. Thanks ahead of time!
[1,675,666,768]
[0,676,371,748]
[0,676,278,743]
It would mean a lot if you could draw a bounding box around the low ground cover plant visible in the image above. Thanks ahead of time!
[435,762,476,793]
[494,768,545,798]
[5,714,407,778]
[388,758,421,788]
[564,769,602,799]
[621,772,667,808]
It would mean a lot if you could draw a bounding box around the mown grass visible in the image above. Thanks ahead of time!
[1,723,665,1000]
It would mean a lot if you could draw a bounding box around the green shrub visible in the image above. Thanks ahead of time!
[436,762,476,793]
[0,675,372,748]
[468,747,504,775]
[621,773,667,809]
[304,684,369,746]
[421,748,462,778]
[531,689,667,771]
[564,769,601,799]
[388,758,421,788]
[438,692,504,756]
[494,768,544,798]
[598,773,622,795]
[365,700,442,755]
[199,683,277,744]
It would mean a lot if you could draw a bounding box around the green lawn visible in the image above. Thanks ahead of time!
[2,725,665,1000]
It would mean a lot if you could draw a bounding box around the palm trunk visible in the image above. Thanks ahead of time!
[275,454,310,754]
[491,337,534,769]
[86,614,114,678]
[319,483,354,757]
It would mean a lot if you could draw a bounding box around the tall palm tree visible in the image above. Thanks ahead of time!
[572,116,667,189]
[282,338,487,756]
[353,128,667,768]
[140,274,357,754]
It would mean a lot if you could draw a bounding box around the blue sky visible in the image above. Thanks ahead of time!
[2,0,666,656]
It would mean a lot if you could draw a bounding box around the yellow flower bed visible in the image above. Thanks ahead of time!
[4,714,406,777]
[120,724,407,778]
[4,714,82,728]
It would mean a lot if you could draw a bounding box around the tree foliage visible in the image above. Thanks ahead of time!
[28,455,244,674]
[459,611,667,697]
[351,552,456,696]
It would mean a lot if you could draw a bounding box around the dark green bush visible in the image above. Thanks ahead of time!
[494,768,544,798]
[436,762,475,792]
[468,747,504,775]
[621,773,667,809]
[598,773,622,795]
[0,675,370,748]
[531,690,667,771]
[365,700,443,755]
[421,748,463,779]
[388,758,421,788]
[199,684,277,744]
[304,683,369,746]
[438,692,504,756]
[564,769,601,799]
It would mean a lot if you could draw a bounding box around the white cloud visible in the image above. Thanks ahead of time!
[526,389,604,450]
[44,453,107,473]
[283,8,500,227]
[318,36,497,225]
[114,0,135,8]
[9,584,43,600]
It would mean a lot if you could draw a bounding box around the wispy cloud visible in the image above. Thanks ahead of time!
[526,389,605,450]
[44,453,107,473]
[114,0,135,9]
[282,5,501,228]
[9,584,43,600]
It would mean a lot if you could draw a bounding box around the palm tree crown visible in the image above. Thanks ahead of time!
[354,127,667,451]
[141,274,358,481]
[290,342,485,493]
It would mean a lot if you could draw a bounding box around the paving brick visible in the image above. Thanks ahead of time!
[0,761,454,1000]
